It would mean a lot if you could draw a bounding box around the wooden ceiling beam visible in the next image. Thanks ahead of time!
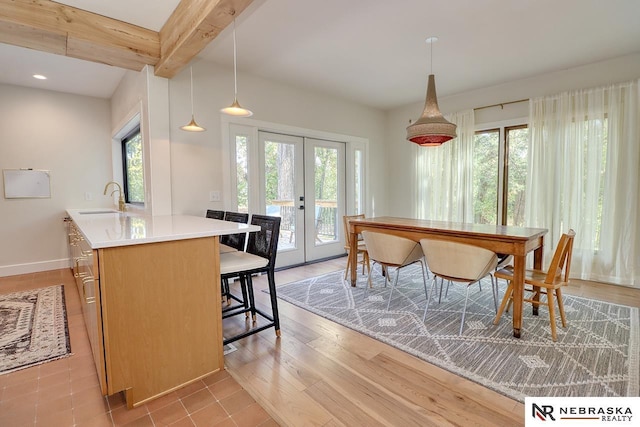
[0,0,255,78]
[155,0,254,78]
[0,0,159,71]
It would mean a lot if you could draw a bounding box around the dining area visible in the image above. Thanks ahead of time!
[345,215,576,341]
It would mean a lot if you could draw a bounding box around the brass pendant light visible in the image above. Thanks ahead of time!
[407,37,456,146]
[180,66,206,132]
[220,17,253,117]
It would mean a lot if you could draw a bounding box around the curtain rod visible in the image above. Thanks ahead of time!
[474,98,529,111]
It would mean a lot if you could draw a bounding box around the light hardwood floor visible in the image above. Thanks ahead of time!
[223,257,640,427]
[1,258,638,426]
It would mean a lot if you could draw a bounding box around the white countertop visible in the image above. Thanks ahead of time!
[67,209,260,249]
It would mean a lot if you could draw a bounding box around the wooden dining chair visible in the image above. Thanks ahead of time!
[420,239,499,335]
[493,229,576,341]
[343,214,371,281]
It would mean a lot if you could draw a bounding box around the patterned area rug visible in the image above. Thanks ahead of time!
[274,267,639,402]
[0,285,71,375]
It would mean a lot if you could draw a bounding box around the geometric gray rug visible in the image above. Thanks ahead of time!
[0,285,71,375]
[275,266,639,402]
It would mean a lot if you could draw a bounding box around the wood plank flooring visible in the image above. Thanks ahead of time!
[223,257,640,427]
[1,257,637,426]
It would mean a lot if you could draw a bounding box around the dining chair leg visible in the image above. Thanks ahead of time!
[556,288,567,328]
[459,285,472,335]
[239,276,250,318]
[438,277,446,303]
[386,267,401,311]
[267,269,281,336]
[547,291,557,341]
[493,282,513,325]
[343,250,353,280]
[245,274,258,322]
[423,276,438,322]
[489,276,498,313]
[363,265,373,301]
[419,260,428,303]
[364,252,371,278]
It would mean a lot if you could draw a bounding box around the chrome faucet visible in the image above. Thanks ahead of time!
[103,181,126,212]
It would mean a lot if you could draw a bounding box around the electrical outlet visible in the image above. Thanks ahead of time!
[84,192,93,201]
[209,190,221,202]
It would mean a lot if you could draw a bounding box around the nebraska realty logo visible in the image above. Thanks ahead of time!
[525,397,639,426]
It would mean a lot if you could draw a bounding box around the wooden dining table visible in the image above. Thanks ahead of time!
[349,216,548,338]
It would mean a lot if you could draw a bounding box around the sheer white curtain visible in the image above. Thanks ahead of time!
[526,80,639,287]
[414,109,475,222]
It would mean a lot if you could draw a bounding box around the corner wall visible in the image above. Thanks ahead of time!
[0,84,112,277]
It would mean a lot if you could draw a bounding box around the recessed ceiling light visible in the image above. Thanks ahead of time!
[33,74,47,80]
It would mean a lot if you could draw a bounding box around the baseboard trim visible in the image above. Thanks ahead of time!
[0,259,70,277]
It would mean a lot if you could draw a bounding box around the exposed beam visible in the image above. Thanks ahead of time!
[0,0,159,71]
[0,19,66,54]
[0,0,255,78]
[155,0,254,78]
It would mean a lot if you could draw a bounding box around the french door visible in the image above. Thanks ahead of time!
[258,132,346,267]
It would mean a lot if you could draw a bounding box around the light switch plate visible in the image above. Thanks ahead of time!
[209,190,220,202]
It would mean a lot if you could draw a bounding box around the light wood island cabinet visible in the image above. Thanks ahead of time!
[66,210,253,408]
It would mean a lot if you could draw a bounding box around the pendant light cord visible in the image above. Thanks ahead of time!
[189,66,195,115]
[232,18,238,99]
[430,39,433,74]
[426,36,437,74]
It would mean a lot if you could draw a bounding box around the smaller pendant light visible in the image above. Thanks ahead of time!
[220,17,253,117]
[406,37,456,146]
[180,66,206,132]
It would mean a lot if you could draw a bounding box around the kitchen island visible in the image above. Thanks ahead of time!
[66,209,258,408]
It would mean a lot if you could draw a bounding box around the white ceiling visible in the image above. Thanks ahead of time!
[2,0,639,109]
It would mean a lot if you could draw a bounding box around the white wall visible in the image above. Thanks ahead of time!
[0,60,386,276]
[5,51,637,277]
[168,60,387,217]
[385,53,640,216]
[0,84,111,277]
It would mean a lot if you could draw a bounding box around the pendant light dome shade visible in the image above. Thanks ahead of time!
[220,18,253,117]
[407,36,456,146]
[406,74,456,145]
[220,99,253,117]
[181,66,205,132]
[181,116,205,132]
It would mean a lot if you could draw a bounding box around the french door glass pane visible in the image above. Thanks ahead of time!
[265,141,296,250]
[473,130,499,224]
[505,127,528,226]
[354,149,363,214]
[235,135,248,213]
[314,146,338,245]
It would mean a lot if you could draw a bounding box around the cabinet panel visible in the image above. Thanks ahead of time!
[99,237,223,407]
[67,219,224,408]
[67,220,107,394]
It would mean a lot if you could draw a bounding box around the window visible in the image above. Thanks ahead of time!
[121,126,144,204]
[353,148,364,214]
[503,126,528,226]
[235,135,249,213]
[473,124,528,226]
[473,129,499,224]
